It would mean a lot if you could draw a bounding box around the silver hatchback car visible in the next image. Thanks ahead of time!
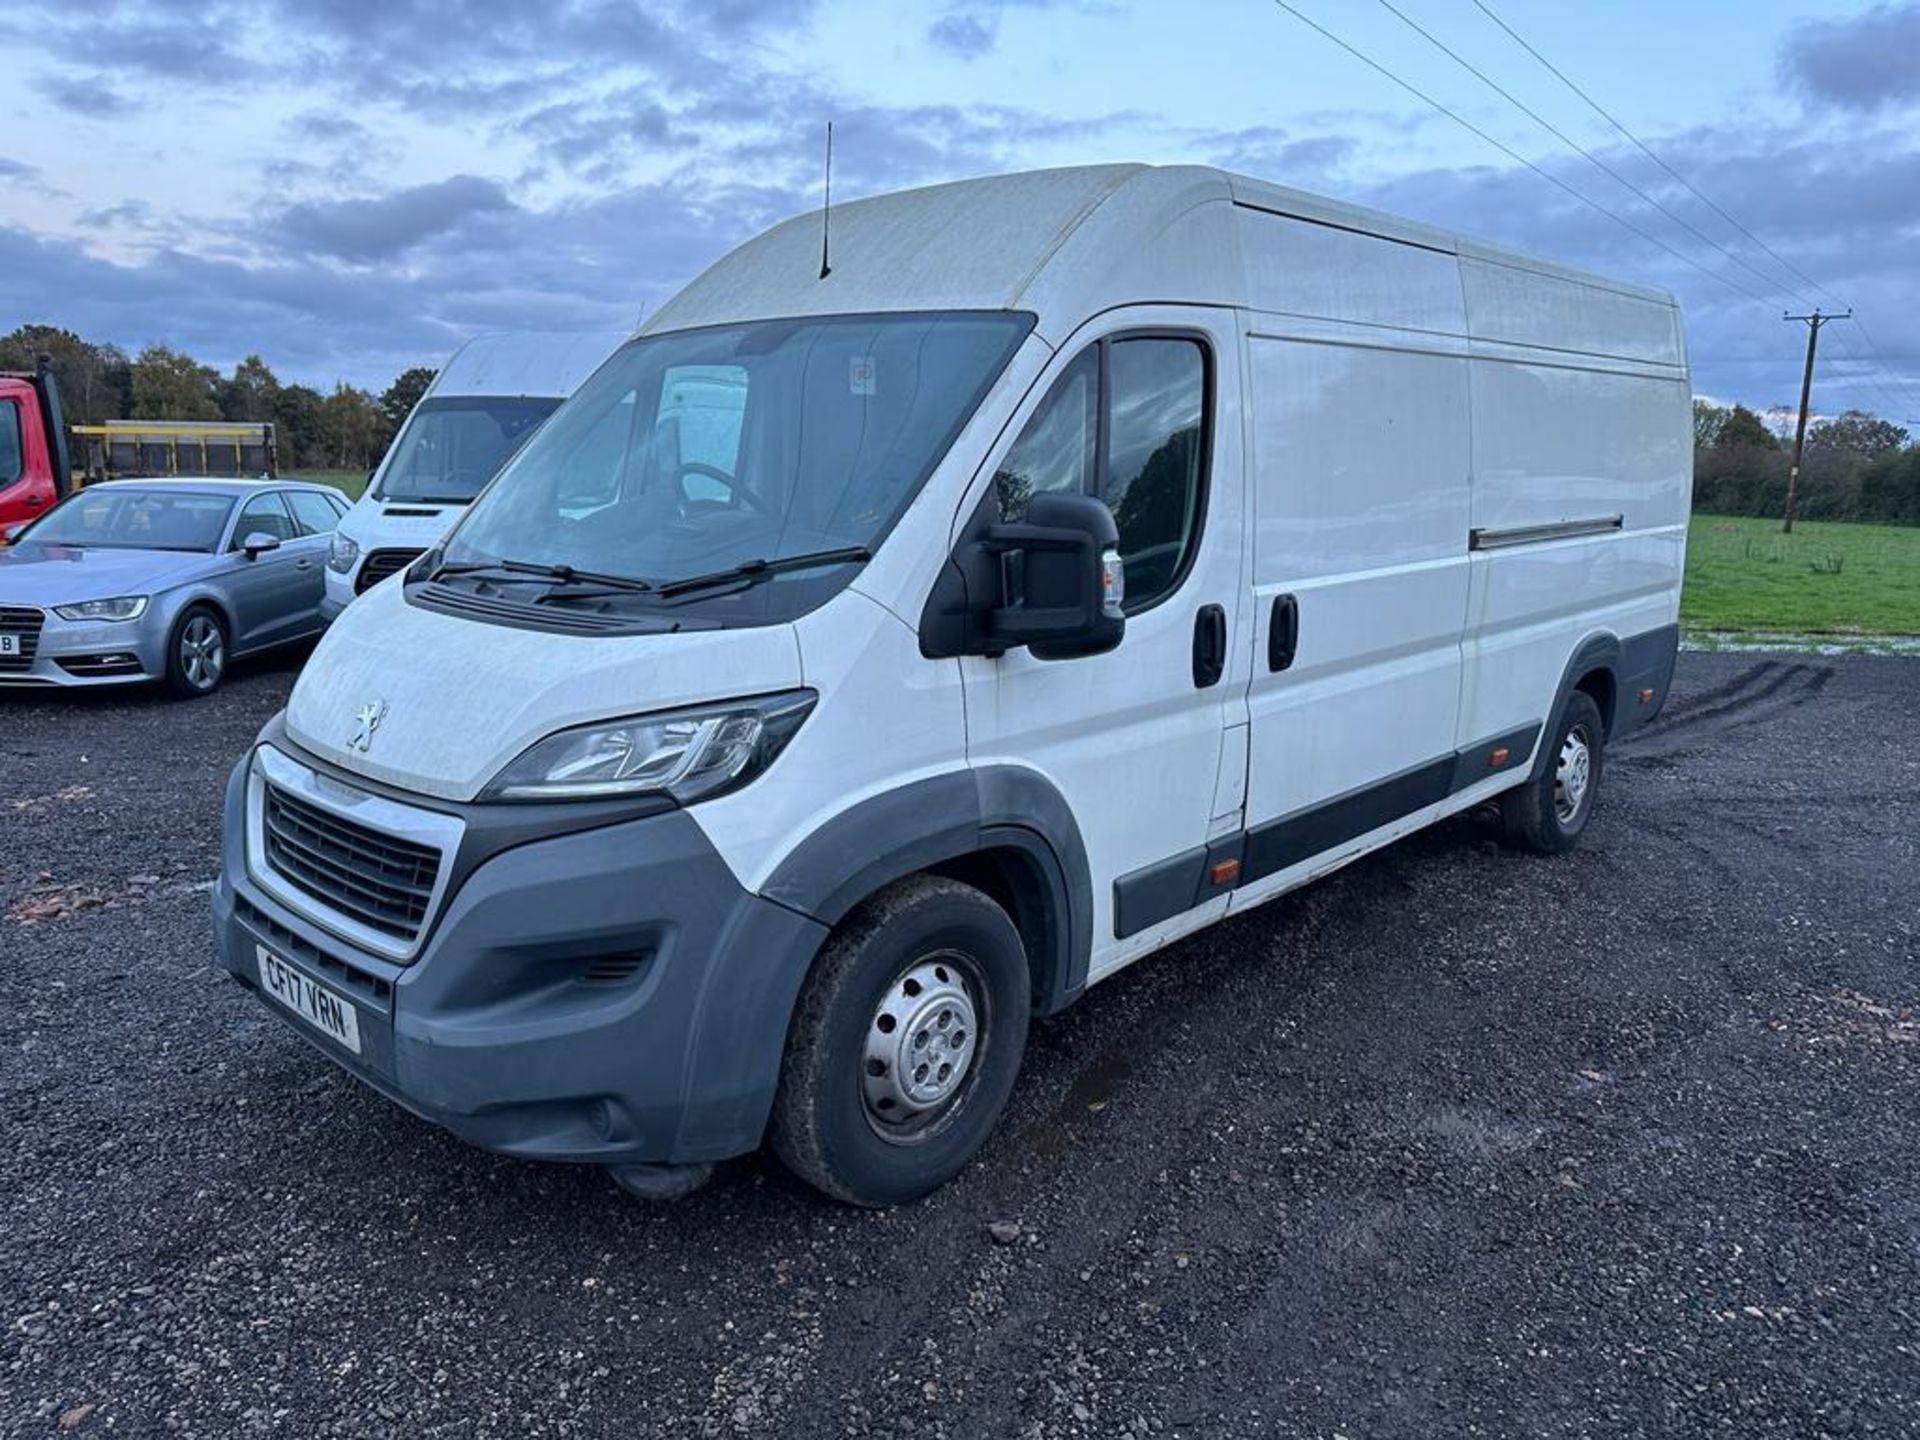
[0,479,350,697]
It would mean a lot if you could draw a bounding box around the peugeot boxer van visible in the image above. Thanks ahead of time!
[321,330,627,617]
[214,165,1690,1206]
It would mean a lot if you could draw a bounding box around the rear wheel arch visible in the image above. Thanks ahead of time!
[1574,665,1619,739]
[1542,633,1621,765]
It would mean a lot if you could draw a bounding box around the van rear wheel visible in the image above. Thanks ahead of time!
[769,875,1030,1207]
[1500,690,1605,854]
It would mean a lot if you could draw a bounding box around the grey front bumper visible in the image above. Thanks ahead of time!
[0,609,163,686]
[212,747,827,1167]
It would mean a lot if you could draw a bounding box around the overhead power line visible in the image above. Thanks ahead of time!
[1467,0,1915,421]
[1373,0,1795,307]
[1264,0,1775,304]
[1468,0,1845,312]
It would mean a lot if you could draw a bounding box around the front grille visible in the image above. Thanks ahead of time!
[355,548,426,595]
[0,604,44,674]
[235,894,394,1004]
[262,785,442,944]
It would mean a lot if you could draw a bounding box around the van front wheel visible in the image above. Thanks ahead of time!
[1501,690,1605,854]
[770,875,1030,1207]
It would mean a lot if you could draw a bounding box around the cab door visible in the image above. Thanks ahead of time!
[0,390,56,529]
[959,308,1250,981]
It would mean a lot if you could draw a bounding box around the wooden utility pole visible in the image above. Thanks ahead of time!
[1781,308,1850,533]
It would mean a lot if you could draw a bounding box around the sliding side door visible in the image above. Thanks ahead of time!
[1231,324,1476,910]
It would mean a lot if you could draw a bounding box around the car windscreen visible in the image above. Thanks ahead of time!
[20,489,235,551]
[375,396,563,503]
[437,311,1033,607]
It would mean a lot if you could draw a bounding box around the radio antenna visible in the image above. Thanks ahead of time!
[818,121,834,280]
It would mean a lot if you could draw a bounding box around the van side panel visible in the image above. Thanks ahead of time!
[1458,253,1681,365]
[1236,323,1472,894]
[1234,205,1465,332]
[1456,258,1691,750]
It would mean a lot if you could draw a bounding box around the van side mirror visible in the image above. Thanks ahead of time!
[241,532,281,558]
[919,491,1126,660]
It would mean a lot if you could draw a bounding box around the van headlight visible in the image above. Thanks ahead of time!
[327,532,361,574]
[54,595,148,622]
[481,690,817,803]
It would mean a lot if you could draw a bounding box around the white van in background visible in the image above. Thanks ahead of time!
[216,165,1691,1207]
[322,330,627,617]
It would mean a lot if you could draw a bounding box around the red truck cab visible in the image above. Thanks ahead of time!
[0,358,70,536]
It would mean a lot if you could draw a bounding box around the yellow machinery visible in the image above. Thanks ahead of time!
[71,420,277,485]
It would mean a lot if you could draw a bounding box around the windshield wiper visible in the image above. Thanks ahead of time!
[656,547,874,600]
[427,557,652,592]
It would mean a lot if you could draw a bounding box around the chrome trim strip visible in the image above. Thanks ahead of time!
[246,744,465,962]
[1469,515,1624,551]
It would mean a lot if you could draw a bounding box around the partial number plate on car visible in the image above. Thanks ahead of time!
[0,634,19,657]
[256,945,362,1055]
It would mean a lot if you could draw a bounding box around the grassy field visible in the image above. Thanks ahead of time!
[1683,515,1920,637]
[285,468,370,499]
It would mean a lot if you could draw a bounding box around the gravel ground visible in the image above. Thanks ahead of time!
[3,650,1917,1438]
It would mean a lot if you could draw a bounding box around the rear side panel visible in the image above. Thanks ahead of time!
[1456,257,1691,749]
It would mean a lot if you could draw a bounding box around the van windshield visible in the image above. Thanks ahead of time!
[437,311,1033,606]
[376,396,561,504]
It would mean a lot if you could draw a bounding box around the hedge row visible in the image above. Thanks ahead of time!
[1692,446,1920,526]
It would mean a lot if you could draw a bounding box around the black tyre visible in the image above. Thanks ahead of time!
[769,875,1030,1207]
[1500,689,1605,854]
[165,605,229,698]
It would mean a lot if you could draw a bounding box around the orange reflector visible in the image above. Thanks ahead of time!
[1489,747,1510,766]
[1638,687,1655,703]
[1210,858,1241,887]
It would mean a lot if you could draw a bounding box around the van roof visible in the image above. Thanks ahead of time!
[644,164,1682,364]
[429,329,632,401]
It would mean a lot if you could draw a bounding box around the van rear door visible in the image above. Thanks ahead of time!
[960,308,1251,978]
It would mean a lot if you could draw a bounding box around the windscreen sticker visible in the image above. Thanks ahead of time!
[849,356,876,396]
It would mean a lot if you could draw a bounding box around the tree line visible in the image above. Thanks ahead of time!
[1693,399,1916,525]
[0,324,436,473]
[8,320,1916,522]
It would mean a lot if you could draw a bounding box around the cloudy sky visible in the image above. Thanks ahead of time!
[1,0,1915,419]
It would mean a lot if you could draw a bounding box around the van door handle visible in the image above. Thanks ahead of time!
[1192,603,1226,688]
[1268,593,1299,672]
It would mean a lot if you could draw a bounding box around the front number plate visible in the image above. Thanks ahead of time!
[257,945,362,1055]
[0,634,19,657]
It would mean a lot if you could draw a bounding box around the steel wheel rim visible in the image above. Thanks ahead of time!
[861,950,986,1146]
[1554,723,1592,824]
[181,616,224,689]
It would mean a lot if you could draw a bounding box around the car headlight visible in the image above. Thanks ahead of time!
[53,595,148,622]
[327,532,361,574]
[481,690,817,803]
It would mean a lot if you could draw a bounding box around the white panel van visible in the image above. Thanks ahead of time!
[321,330,628,618]
[214,165,1690,1206]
